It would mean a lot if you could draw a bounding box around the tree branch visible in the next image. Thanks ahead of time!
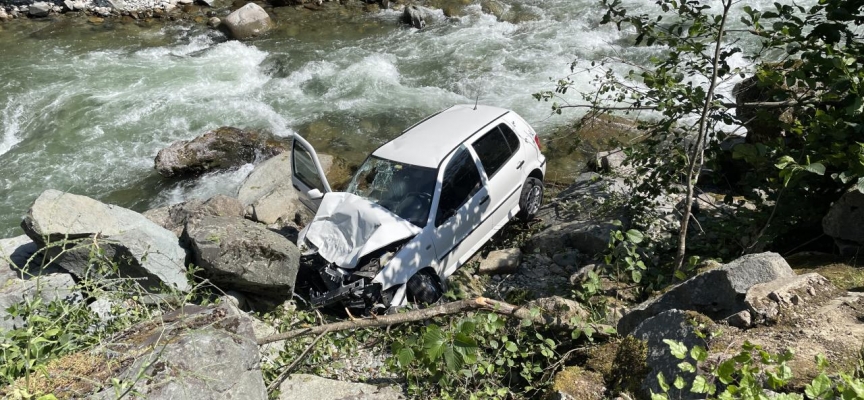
[556,99,816,112]
[256,297,612,346]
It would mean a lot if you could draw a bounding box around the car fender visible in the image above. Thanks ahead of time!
[372,229,439,291]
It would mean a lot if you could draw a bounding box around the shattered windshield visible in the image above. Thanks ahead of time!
[346,156,437,227]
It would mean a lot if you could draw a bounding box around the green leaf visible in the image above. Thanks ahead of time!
[717,359,736,384]
[506,342,519,353]
[625,229,644,244]
[673,376,686,390]
[690,345,708,362]
[423,325,446,361]
[805,373,832,400]
[804,162,826,176]
[775,155,796,169]
[664,339,688,359]
[691,375,709,394]
[397,347,415,367]
[657,372,670,392]
[631,270,643,283]
[678,361,696,373]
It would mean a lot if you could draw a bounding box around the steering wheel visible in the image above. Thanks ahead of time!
[394,192,433,225]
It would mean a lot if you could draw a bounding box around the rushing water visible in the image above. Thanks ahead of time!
[0,0,790,238]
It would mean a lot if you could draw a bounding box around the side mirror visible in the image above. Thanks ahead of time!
[307,188,324,200]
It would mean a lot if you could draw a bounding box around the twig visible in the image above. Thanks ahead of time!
[266,329,330,393]
[257,297,613,346]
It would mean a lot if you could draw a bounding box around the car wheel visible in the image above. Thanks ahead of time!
[406,270,442,306]
[516,177,544,221]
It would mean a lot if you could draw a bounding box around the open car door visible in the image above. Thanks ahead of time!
[291,134,332,212]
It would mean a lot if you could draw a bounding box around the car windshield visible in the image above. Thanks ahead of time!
[346,156,437,227]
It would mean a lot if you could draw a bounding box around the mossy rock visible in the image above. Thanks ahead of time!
[608,336,649,396]
[548,366,606,400]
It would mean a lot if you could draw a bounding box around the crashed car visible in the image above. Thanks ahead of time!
[291,104,546,313]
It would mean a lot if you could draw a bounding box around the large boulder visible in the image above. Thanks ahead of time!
[223,3,274,40]
[21,190,190,292]
[401,5,426,29]
[184,216,300,295]
[0,273,79,332]
[154,127,287,178]
[237,152,332,228]
[630,310,717,400]
[528,173,631,257]
[143,195,245,237]
[278,374,403,400]
[822,190,864,257]
[617,252,794,335]
[82,303,267,399]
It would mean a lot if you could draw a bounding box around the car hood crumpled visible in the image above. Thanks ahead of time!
[297,192,422,269]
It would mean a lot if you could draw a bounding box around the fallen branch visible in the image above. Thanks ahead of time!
[257,297,613,346]
[266,329,329,392]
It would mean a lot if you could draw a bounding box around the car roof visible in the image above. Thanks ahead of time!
[372,104,511,168]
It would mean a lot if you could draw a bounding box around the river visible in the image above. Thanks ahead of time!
[0,0,783,238]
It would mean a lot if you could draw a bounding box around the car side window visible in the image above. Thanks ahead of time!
[472,124,518,179]
[436,146,482,226]
[500,123,521,153]
[293,142,326,192]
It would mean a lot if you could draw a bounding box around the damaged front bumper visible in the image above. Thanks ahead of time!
[299,254,394,312]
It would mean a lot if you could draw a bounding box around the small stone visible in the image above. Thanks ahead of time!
[727,310,752,328]
[62,0,75,11]
[0,8,9,20]
[208,16,220,27]
[807,286,817,296]
[88,15,104,23]
[478,248,521,275]
[790,294,802,305]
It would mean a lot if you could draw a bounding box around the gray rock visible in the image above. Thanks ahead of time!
[105,0,125,10]
[28,2,51,17]
[744,273,835,325]
[1,235,44,286]
[21,190,190,292]
[154,126,287,178]
[88,303,267,400]
[590,149,627,174]
[823,190,864,257]
[0,8,9,20]
[726,310,752,329]
[526,296,588,325]
[144,195,245,237]
[62,0,74,10]
[185,216,300,295]
[480,0,505,19]
[237,152,330,227]
[224,3,273,40]
[278,374,403,400]
[207,16,220,27]
[478,248,521,275]
[617,252,794,335]
[552,250,580,267]
[401,5,425,29]
[632,310,706,400]
[0,273,79,331]
[529,173,632,256]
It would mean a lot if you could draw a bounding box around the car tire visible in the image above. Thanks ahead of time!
[406,270,442,306]
[516,177,544,221]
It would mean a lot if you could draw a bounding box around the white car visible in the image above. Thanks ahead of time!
[291,104,546,313]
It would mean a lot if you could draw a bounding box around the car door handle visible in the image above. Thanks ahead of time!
[516,160,525,169]
[480,195,490,205]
